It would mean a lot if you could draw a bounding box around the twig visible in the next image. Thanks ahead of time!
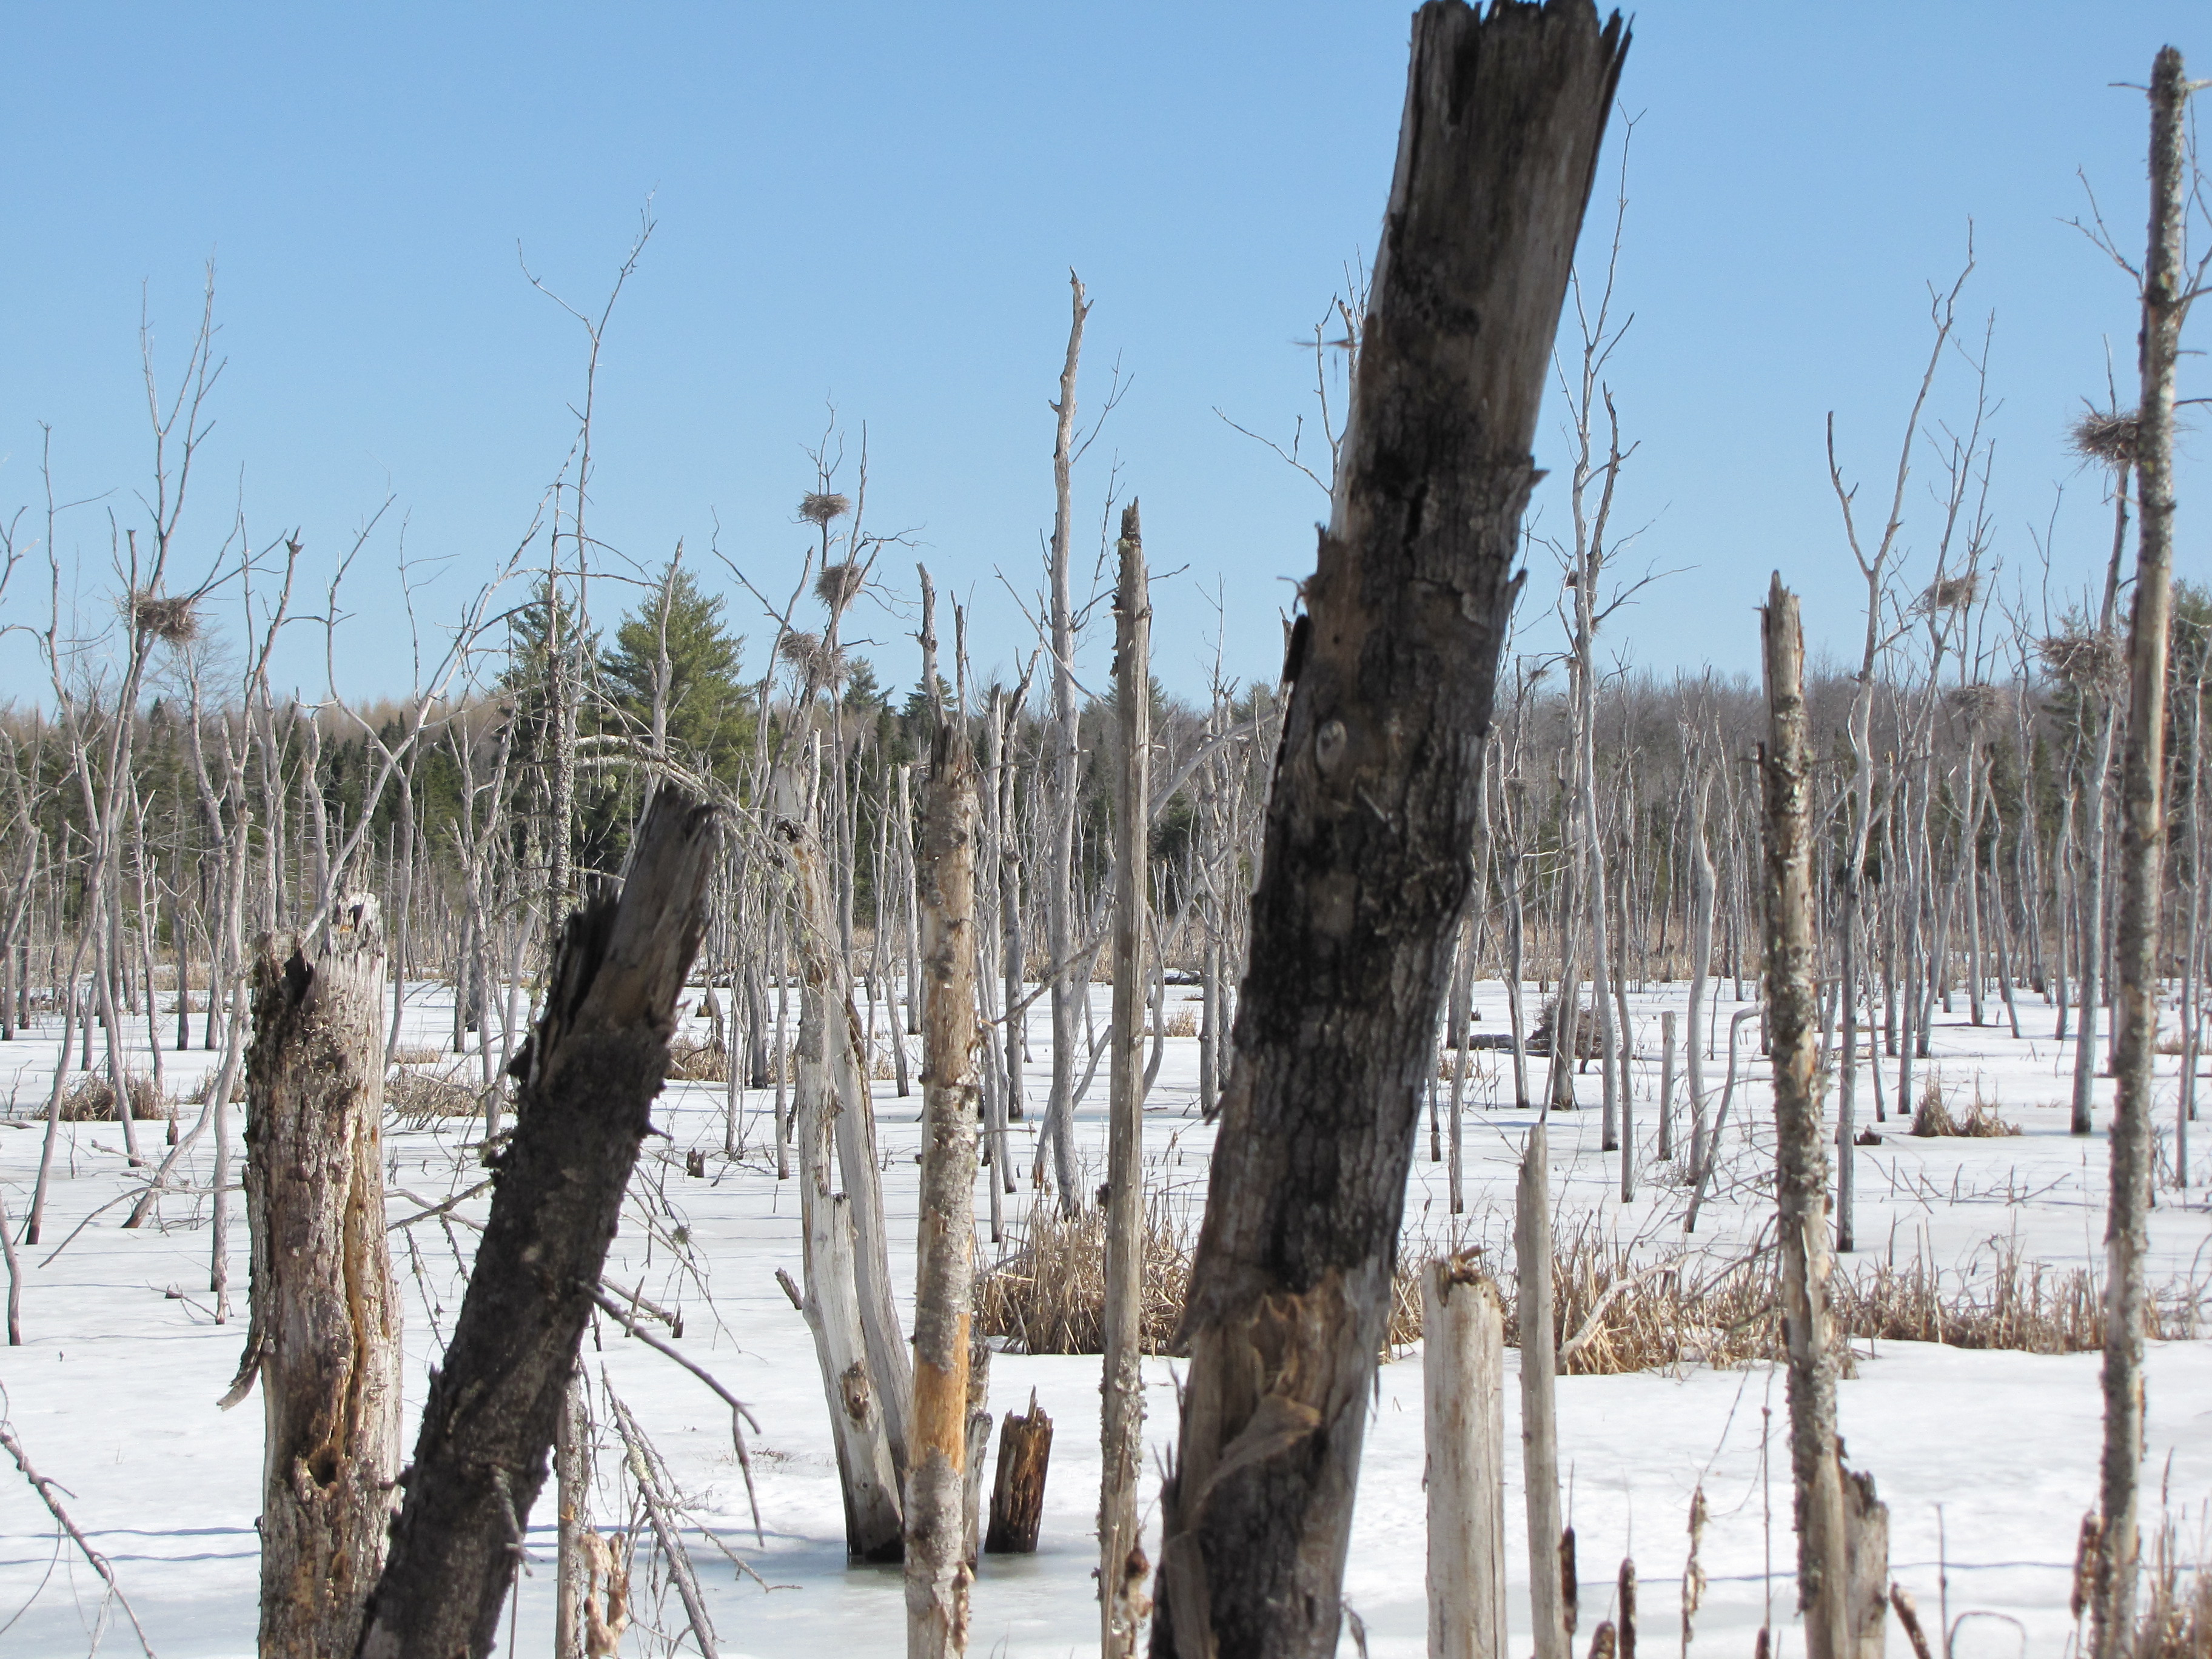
[0,1412,158,1658]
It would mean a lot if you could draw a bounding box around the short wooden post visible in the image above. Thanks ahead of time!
[985,1390,1053,1555]
[1424,1256,1506,1659]
[1845,1468,1890,1659]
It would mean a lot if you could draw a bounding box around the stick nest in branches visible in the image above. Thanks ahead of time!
[814,561,865,611]
[1917,572,1980,614]
[2070,407,2140,469]
[127,591,201,645]
[777,629,846,683]
[2039,628,2127,694]
[797,491,851,528]
[1946,683,2006,726]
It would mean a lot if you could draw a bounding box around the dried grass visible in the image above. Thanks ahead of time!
[665,1037,730,1084]
[389,1046,447,1067]
[1529,997,1600,1060]
[386,1065,483,1127]
[58,1073,172,1122]
[1911,1078,2020,1138]
[187,1068,242,1106]
[1147,1007,1199,1040]
[2136,1521,2212,1659]
[975,1202,1193,1356]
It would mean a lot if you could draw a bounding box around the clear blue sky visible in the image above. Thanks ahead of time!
[1,2,2205,708]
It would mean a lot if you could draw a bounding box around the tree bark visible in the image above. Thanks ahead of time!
[907,685,982,1657]
[1760,578,1851,1659]
[230,894,400,1659]
[2094,44,2188,1659]
[1103,503,1155,1658]
[1151,8,1624,1654]
[355,785,717,1659]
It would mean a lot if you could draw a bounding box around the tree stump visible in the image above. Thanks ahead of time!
[984,1391,1053,1555]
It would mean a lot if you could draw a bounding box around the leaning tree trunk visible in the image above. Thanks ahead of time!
[1150,8,1626,1655]
[2094,44,2188,1659]
[355,785,718,1659]
[228,895,401,1659]
[906,697,983,1657]
[1761,580,1852,1659]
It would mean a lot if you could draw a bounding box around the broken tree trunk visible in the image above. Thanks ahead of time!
[906,689,983,1657]
[1423,1256,1506,1659]
[1103,501,1154,1659]
[230,894,400,1659]
[2096,44,2188,1659]
[1150,6,1626,1655]
[986,1392,1053,1555]
[1761,579,1851,1659]
[355,785,718,1659]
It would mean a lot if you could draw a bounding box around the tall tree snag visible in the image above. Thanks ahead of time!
[355,785,718,1659]
[1150,7,1626,1654]
[1103,501,1155,1658]
[2095,44,2191,1658]
[231,894,401,1659]
[907,688,983,1657]
[1761,578,1850,1659]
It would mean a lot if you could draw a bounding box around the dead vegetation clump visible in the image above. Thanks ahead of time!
[385,1065,483,1127]
[2071,405,2141,469]
[126,589,201,645]
[1911,1078,2020,1138]
[58,1072,172,1121]
[1528,996,1600,1059]
[663,1036,730,1084]
[2136,1521,2212,1659]
[974,1202,1193,1356]
[187,1068,243,1106]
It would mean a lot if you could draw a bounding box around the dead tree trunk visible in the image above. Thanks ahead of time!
[1761,579,1851,1659]
[1103,503,1154,1658]
[906,662,983,1658]
[1518,1124,1569,1659]
[1150,8,1624,1654]
[229,895,400,1659]
[1423,1256,1505,1659]
[2094,44,2189,1658]
[355,785,718,1659]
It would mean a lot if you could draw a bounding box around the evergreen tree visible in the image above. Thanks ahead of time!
[598,563,752,785]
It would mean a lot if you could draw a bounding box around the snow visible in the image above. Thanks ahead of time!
[2,976,2208,1657]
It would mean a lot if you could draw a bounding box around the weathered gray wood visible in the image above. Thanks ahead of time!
[1423,1257,1505,1659]
[1761,580,1850,1659]
[906,653,983,1657]
[1103,502,1154,1658]
[1519,1126,1569,1659]
[1150,7,1624,1654]
[785,822,905,1563]
[1844,1467,1889,1659]
[355,785,718,1659]
[2097,45,2188,1659]
[232,894,400,1659]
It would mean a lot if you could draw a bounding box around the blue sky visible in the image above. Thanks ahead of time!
[1,2,2205,708]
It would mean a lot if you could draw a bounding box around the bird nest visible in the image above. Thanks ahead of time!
[777,629,847,683]
[2039,628,2127,694]
[797,491,851,527]
[127,591,201,645]
[1918,572,1980,614]
[814,561,865,611]
[1947,683,2006,725]
[2070,407,2139,469]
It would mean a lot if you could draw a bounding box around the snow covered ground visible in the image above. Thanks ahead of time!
[1,975,2208,1658]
